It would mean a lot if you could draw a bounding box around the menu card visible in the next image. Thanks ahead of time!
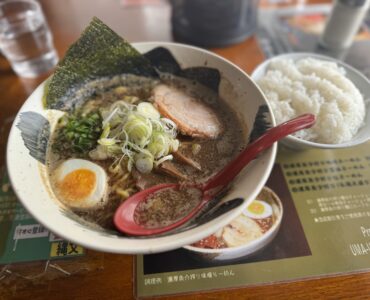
[135,143,370,298]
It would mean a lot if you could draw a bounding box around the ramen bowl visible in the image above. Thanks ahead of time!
[183,187,283,261]
[251,52,370,150]
[7,41,277,254]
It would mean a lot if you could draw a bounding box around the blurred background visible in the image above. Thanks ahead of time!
[1,0,370,76]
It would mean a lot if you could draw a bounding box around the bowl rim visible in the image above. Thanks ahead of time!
[251,52,370,149]
[183,186,283,254]
[6,41,277,254]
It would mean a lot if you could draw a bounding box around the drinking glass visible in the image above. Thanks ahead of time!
[0,0,58,78]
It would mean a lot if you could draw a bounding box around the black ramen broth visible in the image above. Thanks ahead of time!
[134,187,202,228]
[47,74,247,233]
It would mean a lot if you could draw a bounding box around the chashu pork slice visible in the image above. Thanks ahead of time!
[153,84,223,139]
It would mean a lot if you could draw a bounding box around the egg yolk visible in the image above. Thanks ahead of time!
[247,201,265,215]
[58,169,96,203]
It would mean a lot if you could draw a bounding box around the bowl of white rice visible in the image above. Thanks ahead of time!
[251,53,370,149]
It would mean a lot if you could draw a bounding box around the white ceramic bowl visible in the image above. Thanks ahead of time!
[183,187,283,262]
[251,52,370,150]
[6,42,277,254]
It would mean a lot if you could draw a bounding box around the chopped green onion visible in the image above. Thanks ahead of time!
[53,111,102,157]
[170,139,180,152]
[147,131,173,158]
[98,137,118,146]
[137,102,160,120]
[135,152,154,174]
[95,99,179,174]
[123,114,152,148]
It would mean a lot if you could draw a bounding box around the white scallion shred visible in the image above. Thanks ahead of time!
[95,100,179,173]
[102,107,119,127]
[155,154,173,167]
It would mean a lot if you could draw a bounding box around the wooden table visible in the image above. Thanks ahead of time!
[1,0,370,299]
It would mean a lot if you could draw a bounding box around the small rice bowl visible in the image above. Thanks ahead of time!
[257,57,366,144]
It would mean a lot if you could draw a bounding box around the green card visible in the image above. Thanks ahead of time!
[0,170,84,265]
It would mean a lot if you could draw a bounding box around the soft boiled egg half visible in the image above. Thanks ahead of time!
[53,159,108,209]
[243,199,273,219]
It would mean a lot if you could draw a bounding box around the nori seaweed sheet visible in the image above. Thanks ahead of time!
[44,18,222,111]
[249,105,271,142]
[45,17,157,110]
[144,47,220,92]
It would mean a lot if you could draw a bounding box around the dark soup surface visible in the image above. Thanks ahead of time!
[134,187,202,228]
[47,74,247,232]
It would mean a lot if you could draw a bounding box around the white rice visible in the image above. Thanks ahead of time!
[257,57,366,144]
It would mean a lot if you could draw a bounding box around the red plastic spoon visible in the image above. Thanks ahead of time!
[114,114,315,236]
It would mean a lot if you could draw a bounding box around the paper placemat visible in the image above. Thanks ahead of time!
[135,143,370,298]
